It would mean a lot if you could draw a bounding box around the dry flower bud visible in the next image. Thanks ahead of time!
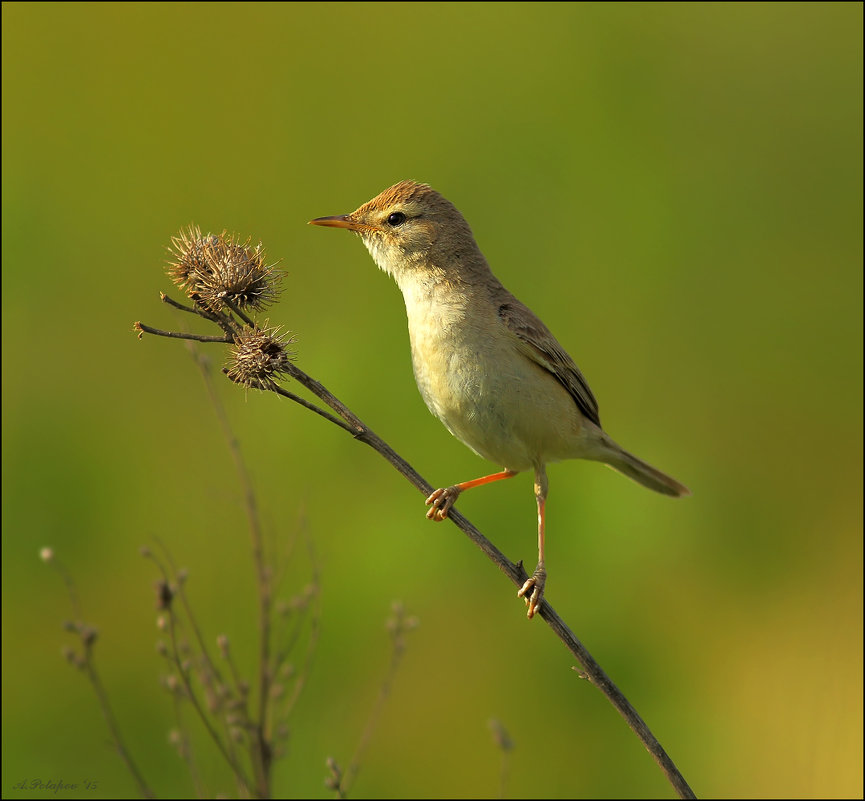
[166,225,208,291]
[80,625,98,647]
[166,227,282,311]
[155,580,173,610]
[488,718,514,752]
[325,756,343,791]
[226,323,296,390]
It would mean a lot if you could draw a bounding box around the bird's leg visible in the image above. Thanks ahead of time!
[518,466,548,619]
[425,469,518,521]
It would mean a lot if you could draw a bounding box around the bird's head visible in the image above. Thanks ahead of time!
[310,180,482,286]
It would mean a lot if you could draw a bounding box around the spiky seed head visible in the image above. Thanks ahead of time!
[226,322,296,390]
[166,227,282,311]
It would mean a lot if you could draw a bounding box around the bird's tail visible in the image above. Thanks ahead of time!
[593,436,690,498]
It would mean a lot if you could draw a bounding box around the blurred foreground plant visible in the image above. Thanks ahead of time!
[40,228,420,799]
[325,602,419,799]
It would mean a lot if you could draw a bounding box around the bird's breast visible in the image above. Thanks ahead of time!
[403,289,586,471]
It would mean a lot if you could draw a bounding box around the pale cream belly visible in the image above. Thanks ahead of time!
[411,338,590,472]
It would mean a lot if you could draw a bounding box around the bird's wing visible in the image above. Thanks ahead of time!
[496,296,601,427]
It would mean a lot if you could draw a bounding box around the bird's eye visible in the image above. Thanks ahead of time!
[387,212,406,227]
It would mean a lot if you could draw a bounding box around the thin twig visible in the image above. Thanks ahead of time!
[195,349,273,799]
[278,533,322,723]
[146,546,255,796]
[83,657,156,799]
[168,690,204,797]
[488,719,512,800]
[225,298,257,328]
[135,321,231,343]
[45,555,155,799]
[263,362,696,799]
[272,384,355,433]
[164,600,255,795]
[339,605,414,798]
[149,537,230,694]
[161,291,242,339]
[160,293,201,315]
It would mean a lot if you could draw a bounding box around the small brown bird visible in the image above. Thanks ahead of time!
[310,180,688,618]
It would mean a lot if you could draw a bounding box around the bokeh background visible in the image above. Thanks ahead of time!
[3,3,862,798]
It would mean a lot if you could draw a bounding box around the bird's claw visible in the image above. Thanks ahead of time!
[517,563,546,619]
[425,486,461,521]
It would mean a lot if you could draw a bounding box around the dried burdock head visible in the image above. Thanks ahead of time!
[199,233,282,311]
[226,323,296,390]
[166,227,282,312]
[166,225,211,294]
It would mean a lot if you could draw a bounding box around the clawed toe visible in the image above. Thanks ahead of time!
[425,486,461,521]
[517,563,546,619]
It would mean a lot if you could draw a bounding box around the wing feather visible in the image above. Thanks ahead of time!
[496,295,601,428]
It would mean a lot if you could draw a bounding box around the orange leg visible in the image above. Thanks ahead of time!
[518,466,548,619]
[425,469,518,521]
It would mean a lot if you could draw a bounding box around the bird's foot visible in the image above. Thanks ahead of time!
[517,562,546,619]
[425,485,462,521]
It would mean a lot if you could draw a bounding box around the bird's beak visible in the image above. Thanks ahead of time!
[308,215,377,233]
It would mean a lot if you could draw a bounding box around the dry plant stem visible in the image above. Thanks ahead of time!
[488,719,512,800]
[340,631,406,797]
[169,691,203,795]
[160,293,202,315]
[135,321,231,343]
[83,657,156,800]
[164,600,255,796]
[147,547,255,796]
[149,538,251,784]
[275,360,697,800]
[151,538,228,690]
[161,292,241,338]
[277,542,322,723]
[272,385,354,432]
[49,559,155,799]
[196,355,274,798]
[225,298,257,327]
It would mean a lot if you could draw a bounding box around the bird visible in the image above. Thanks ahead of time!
[310,180,689,618]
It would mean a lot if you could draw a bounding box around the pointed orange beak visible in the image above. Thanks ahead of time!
[309,215,378,233]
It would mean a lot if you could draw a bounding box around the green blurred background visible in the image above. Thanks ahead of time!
[2,2,862,798]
